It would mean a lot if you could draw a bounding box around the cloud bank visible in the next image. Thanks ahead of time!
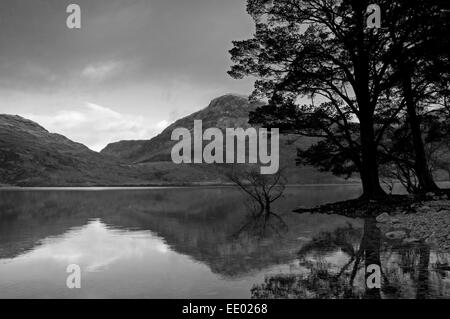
[25,102,169,152]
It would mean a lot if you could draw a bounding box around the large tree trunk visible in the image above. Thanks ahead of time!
[353,4,386,200]
[360,121,386,199]
[400,65,440,193]
[358,98,386,199]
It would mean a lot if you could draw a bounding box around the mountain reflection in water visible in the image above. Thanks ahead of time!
[0,186,449,298]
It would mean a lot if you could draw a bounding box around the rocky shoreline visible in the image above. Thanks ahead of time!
[376,193,450,252]
[294,191,450,252]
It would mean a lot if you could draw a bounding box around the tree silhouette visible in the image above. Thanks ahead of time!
[222,164,286,216]
[383,0,449,192]
[229,0,449,198]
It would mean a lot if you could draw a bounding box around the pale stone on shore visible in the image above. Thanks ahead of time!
[385,230,407,240]
[376,212,390,223]
[403,237,421,244]
[379,199,450,252]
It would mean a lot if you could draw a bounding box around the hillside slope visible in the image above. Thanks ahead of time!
[102,94,263,163]
[0,115,145,186]
[102,94,349,184]
[0,95,353,186]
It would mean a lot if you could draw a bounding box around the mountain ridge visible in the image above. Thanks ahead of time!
[101,94,264,163]
[0,114,147,186]
[0,94,351,186]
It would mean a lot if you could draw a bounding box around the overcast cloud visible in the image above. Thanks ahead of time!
[0,0,255,150]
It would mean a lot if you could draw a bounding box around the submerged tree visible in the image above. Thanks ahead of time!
[222,164,286,215]
[220,164,287,238]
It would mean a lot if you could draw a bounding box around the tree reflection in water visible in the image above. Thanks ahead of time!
[251,213,450,299]
[232,206,288,239]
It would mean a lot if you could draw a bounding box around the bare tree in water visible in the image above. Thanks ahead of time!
[221,164,287,237]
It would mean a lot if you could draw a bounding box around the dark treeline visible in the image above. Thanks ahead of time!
[229,0,450,199]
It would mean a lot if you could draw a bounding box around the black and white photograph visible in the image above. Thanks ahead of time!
[0,0,450,306]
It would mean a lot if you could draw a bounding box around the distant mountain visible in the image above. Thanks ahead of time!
[0,95,352,186]
[102,94,349,184]
[101,94,263,163]
[0,114,145,186]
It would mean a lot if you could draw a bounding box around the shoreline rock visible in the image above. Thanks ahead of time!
[376,199,450,252]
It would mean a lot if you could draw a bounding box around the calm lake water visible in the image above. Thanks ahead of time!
[0,185,449,299]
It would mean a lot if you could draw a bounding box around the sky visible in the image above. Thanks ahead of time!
[0,0,255,151]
